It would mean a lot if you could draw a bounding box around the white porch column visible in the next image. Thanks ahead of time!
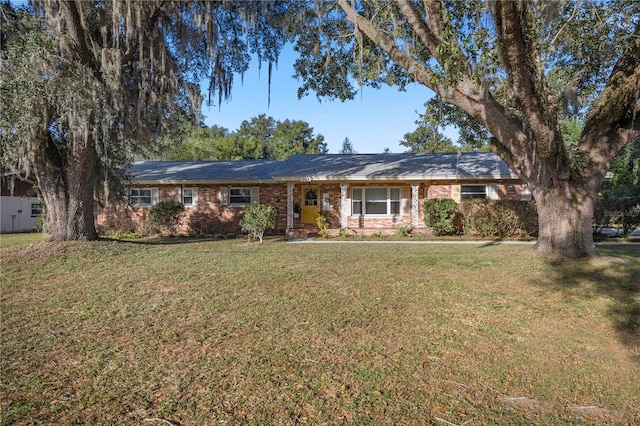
[411,183,420,228]
[287,183,295,229]
[340,183,349,230]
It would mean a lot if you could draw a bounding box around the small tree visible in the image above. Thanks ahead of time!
[339,137,357,154]
[240,203,278,243]
[149,200,185,235]
[423,199,458,236]
[316,211,332,238]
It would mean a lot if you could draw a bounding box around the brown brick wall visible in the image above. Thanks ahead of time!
[96,180,528,236]
[97,184,290,235]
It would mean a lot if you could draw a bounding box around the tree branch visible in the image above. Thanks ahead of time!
[59,1,93,65]
[492,0,569,180]
[337,0,437,90]
[395,0,439,54]
[584,22,640,147]
[120,1,167,65]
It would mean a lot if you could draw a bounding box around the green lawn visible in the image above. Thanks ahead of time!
[1,235,639,425]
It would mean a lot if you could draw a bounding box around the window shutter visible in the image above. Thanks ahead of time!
[345,191,352,216]
[401,187,411,215]
[451,185,461,203]
[487,184,499,200]
[251,187,260,203]
[191,188,199,206]
[151,188,159,205]
[220,187,229,205]
[522,184,532,201]
[175,186,182,203]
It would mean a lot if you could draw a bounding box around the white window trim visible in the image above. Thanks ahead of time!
[182,187,198,207]
[460,184,488,200]
[227,186,259,207]
[351,187,402,217]
[130,187,158,207]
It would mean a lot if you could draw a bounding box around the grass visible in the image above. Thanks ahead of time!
[1,234,639,425]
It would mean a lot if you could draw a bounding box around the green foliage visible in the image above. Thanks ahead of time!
[459,200,538,238]
[288,0,640,256]
[337,229,352,238]
[167,125,233,161]
[594,196,640,237]
[396,224,413,237]
[401,98,489,153]
[166,115,327,161]
[240,203,278,243]
[339,137,356,154]
[400,126,457,153]
[600,138,640,199]
[0,1,291,240]
[112,231,142,240]
[423,199,459,236]
[316,211,332,238]
[149,201,185,234]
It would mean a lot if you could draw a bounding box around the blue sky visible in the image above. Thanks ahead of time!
[202,45,436,154]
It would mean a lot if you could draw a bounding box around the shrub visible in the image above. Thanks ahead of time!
[459,199,538,238]
[316,211,332,238]
[396,224,413,237]
[593,197,617,233]
[338,229,351,238]
[240,203,278,243]
[423,198,458,235]
[187,211,235,236]
[595,196,640,236]
[149,200,185,234]
[100,215,138,236]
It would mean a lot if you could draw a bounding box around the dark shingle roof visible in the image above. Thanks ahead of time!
[129,152,517,183]
[129,160,284,183]
[276,152,516,180]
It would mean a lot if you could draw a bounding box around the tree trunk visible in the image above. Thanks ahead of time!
[532,183,597,258]
[32,131,99,241]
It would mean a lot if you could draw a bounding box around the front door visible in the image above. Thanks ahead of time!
[301,186,319,224]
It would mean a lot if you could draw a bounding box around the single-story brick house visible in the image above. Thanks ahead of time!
[97,152,531,237]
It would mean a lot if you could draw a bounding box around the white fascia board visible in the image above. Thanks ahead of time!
[273,173,519,181]
[133,179,275,185]
[134,173,519,185]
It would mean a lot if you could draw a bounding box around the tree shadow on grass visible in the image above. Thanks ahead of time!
[100,234,290,245]
[538,246,640,362]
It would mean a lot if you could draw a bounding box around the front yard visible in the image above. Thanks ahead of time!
[1,234,639,424]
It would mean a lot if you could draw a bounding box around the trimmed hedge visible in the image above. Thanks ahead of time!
[149,200,185,234]
[423,198,459,235]
[458,199,538,238]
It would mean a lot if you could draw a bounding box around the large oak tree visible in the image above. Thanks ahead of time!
[1,0,288,240]
[290,0,640,257]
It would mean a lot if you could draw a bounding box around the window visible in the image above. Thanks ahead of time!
[461,185,487,199]
[352,188,362,215]
[130,188,153,206]
[182,188,196,206]
[229,187,252,205]
[352,187,401,216]
[31,203,42,218]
